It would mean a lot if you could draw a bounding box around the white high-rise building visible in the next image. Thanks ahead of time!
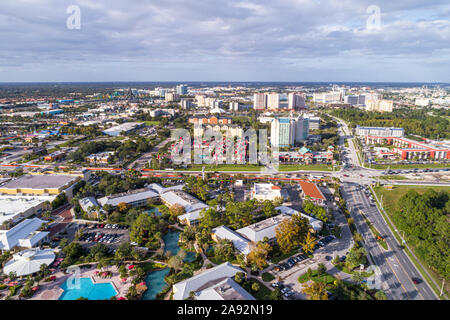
[344,95,366,106]
[288,93,306,109]
[366,99,394,112]
[180,99,192,110]
[313,92,341,103]
[363,93,382,104]
[253,93,267,110]
[196,95,207,107]
[229,102,240,111]
[176,84,188,95]
[267,93,280,110]
[165,93,180,102]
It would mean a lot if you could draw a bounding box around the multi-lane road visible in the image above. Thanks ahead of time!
[342,182,436,299]
[335,116,439,300]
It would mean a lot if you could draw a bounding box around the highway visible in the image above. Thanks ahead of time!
[335,116,438,300]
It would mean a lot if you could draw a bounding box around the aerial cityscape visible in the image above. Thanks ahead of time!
[0,0,449,308]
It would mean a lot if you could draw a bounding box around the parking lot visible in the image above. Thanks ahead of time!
[77,223,130,249]
[264,205,354,300]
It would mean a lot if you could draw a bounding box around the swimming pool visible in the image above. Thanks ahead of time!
[59,277,117,300]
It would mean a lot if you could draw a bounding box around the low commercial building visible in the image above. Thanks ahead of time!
[275,206,323,232]
[355,125,404,138]
[86,151,114,164]
[299,181,326,204]
[161,190,209,226]
[195,277,255,300]
[148,109,176,117]
[98,188,158,208]
[212,226,251,255]
[172,262,244,300]
[277,146,333,165]
[0,175,79,197]
[44,150,66,161]
[236,214,290,243]
[365,136,450,160]
[103,122,143,136]
[0,218,49,252]
[3,248,56,276]
[212,214,294,256]
[0,195,54,226]
[251,183,282,201]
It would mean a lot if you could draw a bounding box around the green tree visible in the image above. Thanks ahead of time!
[270,287,283,300]
[275,215,309,254]
[375,290,388,300]
[301,281,328,300]
[346,245,367,270]
[247,241,271,270]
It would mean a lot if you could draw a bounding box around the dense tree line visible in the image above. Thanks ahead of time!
[393,189,449,279]
[329,107,450,139]
[68,140,121,162]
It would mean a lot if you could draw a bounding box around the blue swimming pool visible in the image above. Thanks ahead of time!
[59,277,117,300]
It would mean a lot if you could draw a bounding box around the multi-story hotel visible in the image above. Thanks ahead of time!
[253,93,267,110]
[267,93,280,110]
[366,99,394,112]
[288,92,306,109]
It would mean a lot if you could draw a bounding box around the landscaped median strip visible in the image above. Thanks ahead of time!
[369,186,447,300]
[358,211,388,250]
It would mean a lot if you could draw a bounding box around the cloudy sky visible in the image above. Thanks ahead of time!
[0,0,449,82]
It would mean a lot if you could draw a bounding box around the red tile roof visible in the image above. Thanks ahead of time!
[299,181,325,200]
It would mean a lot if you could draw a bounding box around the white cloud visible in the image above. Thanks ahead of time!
[0,0,448,81]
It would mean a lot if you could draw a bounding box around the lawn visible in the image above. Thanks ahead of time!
[373,185,450,213]
[178,164,263,172]
[241,278,272,300]
[372,185,450,298]
[371,163,450,169]
[377,175,408,180]
[298,269,335,285]
[278,164,337,171]
[261,272,275,282]
[140,121,161,126]
[359,213,388,250]
[176,163,338,172]
[333,262,374,278]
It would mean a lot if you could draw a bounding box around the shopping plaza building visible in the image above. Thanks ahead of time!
[365,136,450,160]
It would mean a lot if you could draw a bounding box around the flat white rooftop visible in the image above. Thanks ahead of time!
[0,195,55,225]
[0,174,78,190]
